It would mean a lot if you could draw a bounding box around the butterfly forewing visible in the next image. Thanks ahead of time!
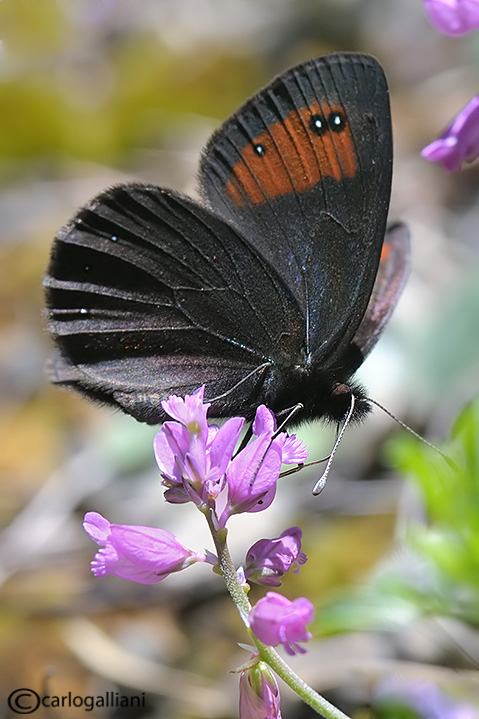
[199,53,392,365]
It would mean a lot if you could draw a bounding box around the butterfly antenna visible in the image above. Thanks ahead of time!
[312,393,356,495]
[234,391,302,457]
[280,450,333,478]
[368,397,455,467]
[273,403,304,436]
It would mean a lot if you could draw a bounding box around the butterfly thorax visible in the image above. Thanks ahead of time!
[263,362,372,425]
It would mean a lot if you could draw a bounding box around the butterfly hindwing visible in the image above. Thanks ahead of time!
[44,184,304,422]
[351,222,410,363]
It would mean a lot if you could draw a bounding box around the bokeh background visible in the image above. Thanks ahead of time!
[1,1,479,717]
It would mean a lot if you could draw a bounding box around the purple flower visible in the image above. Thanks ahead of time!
[155,390,308,521]
[251,406,309,465]
[154,386,244,505]
[423,0,479,36]
[249,592,314,655]
[244,527,307,587]
[421,96,479,171]
[221,432,282,521]
[161,384,210,437]
[239,659,282,719]
[83,512,214,584]
[219,406,308,525]
[252,404,309,464]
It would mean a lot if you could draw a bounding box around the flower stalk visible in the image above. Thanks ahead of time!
[204,506,252,622]
[203,500,352,719]
[249,640,351,719]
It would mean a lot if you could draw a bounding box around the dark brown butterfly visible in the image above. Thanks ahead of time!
[44,52,409,425]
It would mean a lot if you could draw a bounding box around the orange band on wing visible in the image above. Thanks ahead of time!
[226,102,358,205]
[380,243,391,262]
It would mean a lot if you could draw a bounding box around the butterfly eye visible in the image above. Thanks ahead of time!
[309,113,327,136]
[328,111,346,133]
[253,143,267,156]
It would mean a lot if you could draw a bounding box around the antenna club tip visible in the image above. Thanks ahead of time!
[312,477,327,495]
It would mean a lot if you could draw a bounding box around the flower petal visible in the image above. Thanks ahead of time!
[153,421,189,482]
[252,405,276,438]
[422,96,479,171]
[424,0,469,35]
[161,385,210,437]
[83,511,111,544]
[209,416,245,476]
[278,433,309,465]
[225,438,281,518]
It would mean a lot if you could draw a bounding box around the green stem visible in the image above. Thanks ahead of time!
[204,508,251,622]
[204,508,352,719]
[250,636,351,719]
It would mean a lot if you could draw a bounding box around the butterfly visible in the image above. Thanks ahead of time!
[44,52,409,427]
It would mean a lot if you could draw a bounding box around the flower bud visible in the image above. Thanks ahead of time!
[239,659,282,719]
[249,592,314,655]
[244,527,307,586]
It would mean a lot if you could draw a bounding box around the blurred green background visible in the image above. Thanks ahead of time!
[1,1,479,717]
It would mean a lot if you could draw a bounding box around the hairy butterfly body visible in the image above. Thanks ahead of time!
[44,52,409,425]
